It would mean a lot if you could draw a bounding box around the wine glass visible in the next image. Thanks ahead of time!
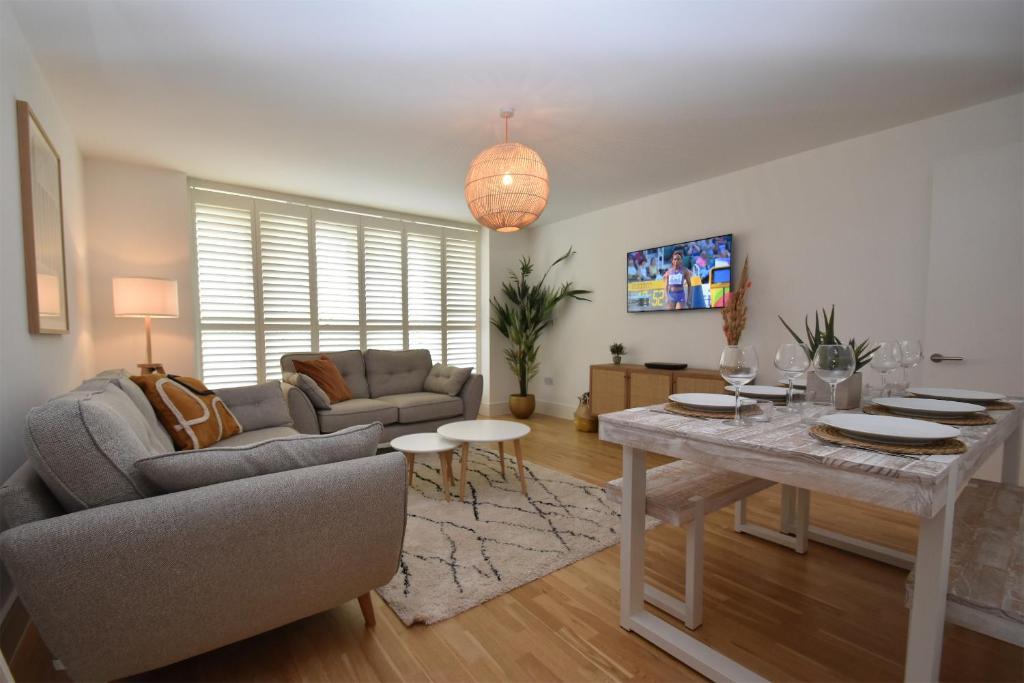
[720,345,759,426]
[870,340,902,397]
[898,339,923,390]
[774,343,810,412]
[812,344,856,413]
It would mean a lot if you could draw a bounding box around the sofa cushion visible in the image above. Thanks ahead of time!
[216,382,292,431]
[292,356,352,403]
[131,374,243,450]
[216,426,299,448]
[97,371,175,454]
[364,349,432,398]
[424,364,473,397]
[0,462,64,529]
[281,350,369,399]
[24,382,161,511]
[283,372,331,410]
[136,423,383,493]
[317,399,397,433]
[378,392,463,424]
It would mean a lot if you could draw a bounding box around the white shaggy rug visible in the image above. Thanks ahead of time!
[376,445,657,625]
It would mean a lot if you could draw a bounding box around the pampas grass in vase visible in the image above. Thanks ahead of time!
[722,256,751,345]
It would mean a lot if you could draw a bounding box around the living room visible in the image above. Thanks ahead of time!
[1,1,1022,682]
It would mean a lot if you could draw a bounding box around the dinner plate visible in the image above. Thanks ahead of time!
[873,397,986,417]
[819,414,960,445]
[907,387,1006,403]
[669,393,756,412]
[724,385,789,399]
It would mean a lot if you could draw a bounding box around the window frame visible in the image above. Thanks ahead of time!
[190,180,481,387]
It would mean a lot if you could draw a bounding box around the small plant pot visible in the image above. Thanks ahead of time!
[612,355,622,365]
[805,372,863,410]
[508,394,536,419]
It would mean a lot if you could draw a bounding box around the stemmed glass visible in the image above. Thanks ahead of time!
[898,339,923,390]
[720,345,759,426]
[774,343,809,412]
[870,340,902,397]
[812,344,856,413]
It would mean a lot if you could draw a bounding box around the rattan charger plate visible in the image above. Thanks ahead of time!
[664,401,761,420]
[985,401,1015,411]
[810,424,966,456]
[862,404,995,426]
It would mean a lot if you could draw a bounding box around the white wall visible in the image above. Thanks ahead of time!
[481,227,531,415]
[84,158,196,375]
[509,94,1023,419]
[0,5,93,481]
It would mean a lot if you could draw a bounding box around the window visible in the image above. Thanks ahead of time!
[192,185,480,388]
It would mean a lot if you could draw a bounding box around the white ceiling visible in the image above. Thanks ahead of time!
[9,0,1023,226]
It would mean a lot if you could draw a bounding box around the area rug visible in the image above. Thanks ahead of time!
[376,445,657,625]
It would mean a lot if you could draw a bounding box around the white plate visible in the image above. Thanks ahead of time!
[819,414,960,445]
[725,385,788,399]
[873,397,986,417]
[669,393,755,412]
[908,387,1006,403]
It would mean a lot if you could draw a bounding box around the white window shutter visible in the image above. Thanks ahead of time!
[444,229,479,368]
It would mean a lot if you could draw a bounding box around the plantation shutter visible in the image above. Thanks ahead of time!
[257,201,312,380]
[406,223,443,362]
[194,190,259,389]
[314,211,362,352]
[363,217,404,349]
[444,229,479,368]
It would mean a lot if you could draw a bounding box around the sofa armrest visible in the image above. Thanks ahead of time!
[460,373,483,420]
[283,381,319,433]
[0,453,407,682]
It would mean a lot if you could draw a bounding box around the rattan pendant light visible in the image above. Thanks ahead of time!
[465,109,549,232]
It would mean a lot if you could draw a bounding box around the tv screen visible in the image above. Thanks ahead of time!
[626,234,733,312]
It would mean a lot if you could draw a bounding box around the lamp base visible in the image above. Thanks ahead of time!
[137,363,166,375]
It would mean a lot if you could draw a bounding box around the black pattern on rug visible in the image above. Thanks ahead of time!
[376,446,657,625]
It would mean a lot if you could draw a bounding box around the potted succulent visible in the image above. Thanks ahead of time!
[609,343,626,364]
[491,247,592,419]
[779,305,878,409]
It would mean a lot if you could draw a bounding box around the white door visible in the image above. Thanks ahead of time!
[922,141,1023,482]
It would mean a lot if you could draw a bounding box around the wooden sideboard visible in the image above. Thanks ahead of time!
[589,363,726,416]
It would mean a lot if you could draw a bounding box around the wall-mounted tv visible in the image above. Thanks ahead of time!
[626,233,733,312]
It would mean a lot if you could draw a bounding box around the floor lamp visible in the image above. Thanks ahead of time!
[112,277,179,375]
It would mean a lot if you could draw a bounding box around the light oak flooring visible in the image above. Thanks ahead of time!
[5,414,1023,682]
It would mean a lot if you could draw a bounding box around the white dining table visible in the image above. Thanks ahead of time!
[599,402,1023,682]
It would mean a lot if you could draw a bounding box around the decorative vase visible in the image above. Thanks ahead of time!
[612,355,622,365]
[805,372,863,410]
[574,395,598,432]
[508,394,536,419]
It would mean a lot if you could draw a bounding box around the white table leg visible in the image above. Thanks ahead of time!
[780,484,797,534]
[1001,419,1021,485]
[904,470,958,682]
[620,446,647,630]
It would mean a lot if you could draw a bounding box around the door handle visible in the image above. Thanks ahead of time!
[930,353,964,363]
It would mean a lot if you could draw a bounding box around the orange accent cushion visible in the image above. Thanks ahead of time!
[131,374,242,451]
[292,356,352,404]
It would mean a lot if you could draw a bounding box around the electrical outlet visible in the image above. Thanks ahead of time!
[543,376,554,386]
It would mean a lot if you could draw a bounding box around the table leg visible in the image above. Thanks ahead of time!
[440,451,452,502]
[780,485,796,534]
[405,453,415,486]
[620,446,646,630]
[1002,419,1021,485]
[904,471,957,682]
[498,441,507,479]
[513,439,527,496]
[459,443,470,501]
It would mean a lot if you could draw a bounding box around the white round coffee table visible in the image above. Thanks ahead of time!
[390,433,461,502]
[437,420,531,500]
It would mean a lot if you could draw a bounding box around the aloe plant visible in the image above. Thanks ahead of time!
[491,247,592,395]
[778,305,878,372]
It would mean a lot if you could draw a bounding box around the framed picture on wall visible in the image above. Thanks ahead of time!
[17,99,69,335]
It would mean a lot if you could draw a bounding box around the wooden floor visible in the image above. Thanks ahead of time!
[6,414,1023,682]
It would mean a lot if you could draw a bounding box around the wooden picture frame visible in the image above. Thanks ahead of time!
[17,100,69,335]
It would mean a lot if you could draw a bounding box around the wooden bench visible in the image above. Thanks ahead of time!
[906,479,1024,646]
[607,460,797,629]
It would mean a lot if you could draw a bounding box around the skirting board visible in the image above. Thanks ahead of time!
[479,400,576,420]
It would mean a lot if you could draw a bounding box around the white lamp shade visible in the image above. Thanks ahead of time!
[112,277,179,318]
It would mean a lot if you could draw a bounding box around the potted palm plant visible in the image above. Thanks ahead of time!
[491,247,592,419]
[609,343,626,364]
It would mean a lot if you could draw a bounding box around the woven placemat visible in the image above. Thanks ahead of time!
[809,424,966,456]
[664,402,761,420]
[985,401,1015,411]
[863,404,995,426]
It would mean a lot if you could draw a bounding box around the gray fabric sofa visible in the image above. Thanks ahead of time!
[0,371,407,681]
[281,349,483,440]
